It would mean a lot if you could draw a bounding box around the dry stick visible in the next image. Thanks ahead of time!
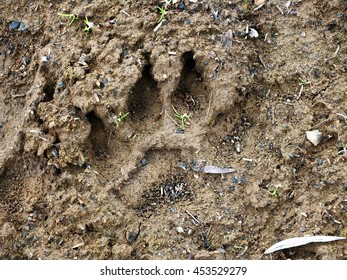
[254,2,266,11]
[297,85,304,99]
[264,32,268,42]
[236,245,248,258]
[325,45,340,62]
[258,55,268,69]
[207,225,213,237]
[165,109,180,127]
[185,210,201,224]
[336,113,347,120]
[120,9,130,16]
[276,5,284,15]
[11,93,26,98]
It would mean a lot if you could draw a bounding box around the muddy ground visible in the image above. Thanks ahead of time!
[0,0,346,260]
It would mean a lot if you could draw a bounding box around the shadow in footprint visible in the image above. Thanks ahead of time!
[128,64,162,124]
[172,51,208,116]
[86,111,108,160]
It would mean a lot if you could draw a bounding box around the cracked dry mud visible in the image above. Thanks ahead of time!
[0,0,346,259]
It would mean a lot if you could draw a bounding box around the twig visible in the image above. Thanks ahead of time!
[38,136,49,142]
[258,55,268,69]
[254,3,266,11]
[276,5,284,15]
[324,210,342,225]
[236,245,248,258]
[185,210,201,224]
[165,109,180,127]
[325,45,340,62]
[120,9,130,16]
[207,225,212,237]
[336,113,347,121]
[154,20,164,32]
[11,93,26,98]
[297,85,304,99]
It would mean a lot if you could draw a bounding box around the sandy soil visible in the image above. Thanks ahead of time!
[0,0,346,260]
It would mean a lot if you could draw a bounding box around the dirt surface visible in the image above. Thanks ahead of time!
[0,0,346,260]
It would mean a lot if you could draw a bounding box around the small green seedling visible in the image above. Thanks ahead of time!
[298,77,310,86]
[268,186,279,198]
[157,6,167,23]
[114,112,129,127]
[83,16,95,32]
[297,77,311,99]
[58,13,79,26]
[172,105,191,130]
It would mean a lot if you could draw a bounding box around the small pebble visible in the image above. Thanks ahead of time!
[178,162,189,170]
[229,185,235,191]
[52,149,59,158]
[316,158,323,165]
[57,81,65,89]
[175,129,185,134]
[127,232,138,243]
[289,10,298,16]
[235,141,242,153]
[18,22,26,31]
[312,68,320,78]
[9,21,20,30]
[204,240,212,249]
[343,183,347,191]
[176,227,184,233]
[140,159,148,167]
[184,18,191,25]
[288,153,300,158]
[178,3,186,10]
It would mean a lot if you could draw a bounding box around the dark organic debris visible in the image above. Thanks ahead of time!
[140,176,192,216]
[127,223,141,244]
[178,3,186,10]
[161,177,191,204]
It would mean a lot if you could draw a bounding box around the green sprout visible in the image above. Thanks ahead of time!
[298,77,310,86]
[83,16,95,32]
[157,5,167,23]
[58,13,78,26]
[268,186,279,198]
[114,112,129,127]
[172,105,191,130]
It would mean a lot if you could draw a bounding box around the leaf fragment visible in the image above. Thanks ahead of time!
[264,236,346,254]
